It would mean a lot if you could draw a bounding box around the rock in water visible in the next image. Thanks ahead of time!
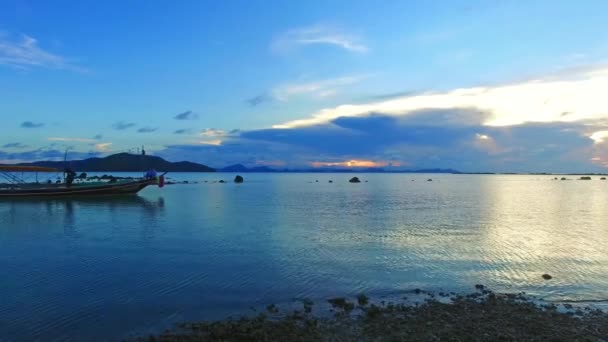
[427,179,433,182]
[219,180,226,183]
[542,274,552,280]
[234,175,244,183]
[349,177,361,183]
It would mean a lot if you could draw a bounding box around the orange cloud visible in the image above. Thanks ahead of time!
[310,159,390,168]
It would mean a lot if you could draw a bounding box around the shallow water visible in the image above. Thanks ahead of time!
[1,173,607,341]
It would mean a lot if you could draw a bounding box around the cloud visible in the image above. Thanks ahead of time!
[137,127,158,133]
[153,64,608,173]
[272,65,608,129]
[159,109,596,172]
[173,128,193,135]
[246,94,272,107]
[310,160,392,168]
[174,110,198,120]
[93,134,103,140]
[2,142,28,149]
[0,33,85,71]
[20,121,44,128]
[273,24,368,53]
[94,143,112,152]
[200,128,227,137]
[363,90,420,101]
[273,75,369,101]
[112,121,136,130]
[48,137,96,143]
[199,140,222,146]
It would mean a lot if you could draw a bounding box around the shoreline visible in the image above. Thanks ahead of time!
[132,288,608,341]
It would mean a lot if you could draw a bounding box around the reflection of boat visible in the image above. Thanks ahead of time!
[0,166,165,198]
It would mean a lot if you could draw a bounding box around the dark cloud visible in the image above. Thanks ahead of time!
[20,121,44,128]
[93,134,103,140]
[174,110,198,120]
[240,111,482,155]
[173,128,192,135]
[156,110,600,173]
[137,127,158,133]
[158,139,304,168]
[112,121,136,130]
[246,94,272,107]
[2,142,28,149]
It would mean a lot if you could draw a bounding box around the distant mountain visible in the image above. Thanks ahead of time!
[220,164,249,172]
[220,164,282,172]
[218,164,461,174]
[17,153,215,172]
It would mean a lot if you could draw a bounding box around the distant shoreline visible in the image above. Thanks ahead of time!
[5,152,608,175]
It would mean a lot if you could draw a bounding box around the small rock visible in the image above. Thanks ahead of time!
[427,179,433,182]
[219,180,226,183]
[349,177,361,183]
[475,284,485,290]
[561,177,567,180]
[601,177,606,180]
[542,274,552,280]
[234,175,244,183]
[579,176,592,180]
[329,180,333,183]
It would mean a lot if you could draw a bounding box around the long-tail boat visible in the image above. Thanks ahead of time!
[0,166,165,198]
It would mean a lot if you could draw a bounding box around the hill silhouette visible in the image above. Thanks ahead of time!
[18,153,215,172]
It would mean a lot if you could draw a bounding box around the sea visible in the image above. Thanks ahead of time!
[1,173,607,341]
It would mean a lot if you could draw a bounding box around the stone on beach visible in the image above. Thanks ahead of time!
[349,177,361,183]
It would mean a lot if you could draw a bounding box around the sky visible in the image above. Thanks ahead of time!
[1,0,608,172]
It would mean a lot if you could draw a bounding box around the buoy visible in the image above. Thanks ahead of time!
[158,175,165,188]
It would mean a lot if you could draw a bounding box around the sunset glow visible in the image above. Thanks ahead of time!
[311,160,391,168]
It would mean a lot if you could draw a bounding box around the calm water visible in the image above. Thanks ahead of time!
[1,173,608,341]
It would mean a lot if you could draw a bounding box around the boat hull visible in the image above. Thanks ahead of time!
[0,179,156,198]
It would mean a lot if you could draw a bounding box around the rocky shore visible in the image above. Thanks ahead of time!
[133,288,608,341]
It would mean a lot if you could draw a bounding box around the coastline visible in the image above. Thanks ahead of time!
[132,288,608,341]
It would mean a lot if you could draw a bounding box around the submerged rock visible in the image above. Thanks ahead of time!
[349,177,361,183]
[234,175,244,183]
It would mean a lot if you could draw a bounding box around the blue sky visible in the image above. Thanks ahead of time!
[1,0,608,172]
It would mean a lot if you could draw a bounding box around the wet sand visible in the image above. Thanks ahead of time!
[132,288,608,341]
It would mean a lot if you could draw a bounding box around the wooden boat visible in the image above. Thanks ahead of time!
[0,166,164,198]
